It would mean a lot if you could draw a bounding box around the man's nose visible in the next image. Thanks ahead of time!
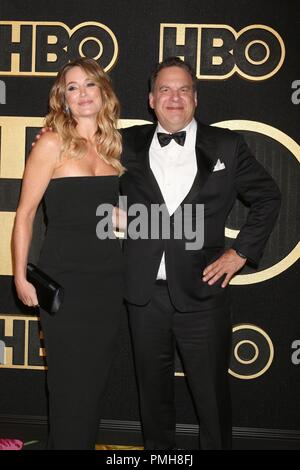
[170,90,180,100]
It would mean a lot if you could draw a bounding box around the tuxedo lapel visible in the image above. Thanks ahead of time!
[181,121,216,205]
[195,121,216,188]
[135,124,165,204]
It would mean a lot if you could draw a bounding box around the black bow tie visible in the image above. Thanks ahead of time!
[157,131,186,147]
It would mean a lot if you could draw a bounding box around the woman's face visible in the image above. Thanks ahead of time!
[64,66,102,119]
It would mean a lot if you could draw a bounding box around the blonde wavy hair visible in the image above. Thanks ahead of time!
[45,57,125,176]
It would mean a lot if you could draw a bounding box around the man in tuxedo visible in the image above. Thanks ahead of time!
[120,56,281,450]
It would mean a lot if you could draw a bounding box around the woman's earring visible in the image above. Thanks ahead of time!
[64,104,70,115]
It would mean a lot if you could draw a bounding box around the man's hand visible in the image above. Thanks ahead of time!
[32,127,52,147]
[202,248,247,288]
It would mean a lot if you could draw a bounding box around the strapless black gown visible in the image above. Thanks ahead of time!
[38,176,123,450]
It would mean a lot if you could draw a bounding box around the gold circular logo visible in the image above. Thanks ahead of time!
[229,324,274,379]
[213,120,300,284]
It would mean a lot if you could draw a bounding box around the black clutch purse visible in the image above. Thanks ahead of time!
[26,263,64,314]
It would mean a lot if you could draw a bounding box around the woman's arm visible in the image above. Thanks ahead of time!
[12,133,60,307]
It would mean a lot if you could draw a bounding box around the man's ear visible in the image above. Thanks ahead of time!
[194,91,198,107]
[149,92,154,110]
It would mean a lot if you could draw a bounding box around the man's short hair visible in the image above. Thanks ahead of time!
[150,56,197,92]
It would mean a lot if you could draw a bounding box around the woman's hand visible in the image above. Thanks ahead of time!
[112,207,127,231]
[15,278,39,307]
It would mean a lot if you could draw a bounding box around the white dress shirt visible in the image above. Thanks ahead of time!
[149,118,198,280]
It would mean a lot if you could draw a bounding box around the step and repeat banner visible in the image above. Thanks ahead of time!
[0,0,299,436]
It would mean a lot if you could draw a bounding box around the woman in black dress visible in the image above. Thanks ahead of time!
[12,58,125,449]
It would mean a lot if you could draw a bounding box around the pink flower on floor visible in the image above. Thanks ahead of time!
[0,439,23,450]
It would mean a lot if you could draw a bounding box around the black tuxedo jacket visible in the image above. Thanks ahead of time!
[120,121,281,312]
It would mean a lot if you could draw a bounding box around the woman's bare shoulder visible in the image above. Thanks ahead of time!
[25,132,63,174]
[29,130,62,161]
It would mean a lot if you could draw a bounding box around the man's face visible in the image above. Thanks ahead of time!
[149,66,197,133]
